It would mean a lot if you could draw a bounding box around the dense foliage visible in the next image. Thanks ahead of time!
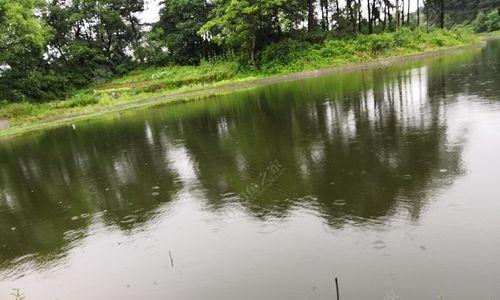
[0,0,497,104]
[0,26,477,128]
[258,27,475,72]
[440,0,499,25]
[472,9,500,33]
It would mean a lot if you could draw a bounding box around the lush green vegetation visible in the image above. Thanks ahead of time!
[257,27,476,73]
[0,26,480,129]
[472,10,500,33]
[0,0,498,135]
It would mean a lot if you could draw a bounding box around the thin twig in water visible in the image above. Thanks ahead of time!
[334,277,340,300]
[169,250,174,267]
[11,289,25,300]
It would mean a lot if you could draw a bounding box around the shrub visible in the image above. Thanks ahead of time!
[61,91,100,108]
[367,33,395,54]
[393,27,414,47]
[484,10,500,32]
[259,39,312,70]
[472,10,500,33]
[0,102,45,119]
[256,27,474,74]
[322,39,354,57]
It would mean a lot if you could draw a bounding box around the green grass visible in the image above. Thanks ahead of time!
[0,27,481,136]
[257,27,477,73]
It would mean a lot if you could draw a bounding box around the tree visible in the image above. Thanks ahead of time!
[472,9,500,32]
[0,0,51,101]
[0,0,147,102]
[436,0,499,25]
[345,0,357,33]
[319,0,330,30]
[41,0,146,92]
[423,0,445,28]
[0,0,49,64]
[396,0,400,27]
[417,0,420,26]
[367,0,372,33]
[200,0,302,66]
[358,0,362,33]
[0,0,494,104]
[439,0,444,28]
[42,0,146,76]
[425,0,430,31]
[407,0,410,24]
[307,0,317,31]
[401,0,405,25]
[155,0,215,64]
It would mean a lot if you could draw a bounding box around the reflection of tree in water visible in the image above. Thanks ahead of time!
[426,40,499,101]
[0,123,182,272]
[0,54,476,274]
[162,65,466,228]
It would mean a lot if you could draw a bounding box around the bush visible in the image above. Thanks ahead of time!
[0,102,46,119]
[60,91,100,108]
[322,39,354,57]
[258,39,312,72]
[393,27,414,47]
[135,70,235,93]
[484,10,500,32]
[366,33,395,54]
[256,27,475,74]
[472,10,500,33]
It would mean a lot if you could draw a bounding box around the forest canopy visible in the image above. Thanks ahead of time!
[0,0,498,103]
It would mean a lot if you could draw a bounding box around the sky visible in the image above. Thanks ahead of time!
[138,0,162,24]
[137,0,421,24]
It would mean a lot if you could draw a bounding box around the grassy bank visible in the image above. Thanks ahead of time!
[0,28,484,138]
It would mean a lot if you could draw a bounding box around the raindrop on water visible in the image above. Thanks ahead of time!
[373,240,386,249]
[334,199,346,206]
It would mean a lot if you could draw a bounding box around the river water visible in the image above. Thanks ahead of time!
[0,40,499,300]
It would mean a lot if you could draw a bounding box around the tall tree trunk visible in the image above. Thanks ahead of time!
[358,0,362,33]
[347,0,356,33]
[367,0,373,33]
[274,8,283,38]
[389,1,392,29]
[417,0,420,26]
[401,0,405,25]
[319,0,328,30]
[386,1,391,29]
[425,0,429,32]
[439,0,444,28]
[307,0,316,32]
[396,0,400,27]
[250,33,256,67]
[325,0,330,30]
[372,0,379,25]
[321,2,326,30]
[407,0,410,24]
[334,0,340,29]
[383,1,387,30]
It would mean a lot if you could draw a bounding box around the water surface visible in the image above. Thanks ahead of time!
[0,40,499,299]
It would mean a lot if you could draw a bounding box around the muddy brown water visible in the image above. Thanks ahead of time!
[0,40,499,300]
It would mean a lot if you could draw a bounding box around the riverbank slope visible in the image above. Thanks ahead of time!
[0,29,497,139]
